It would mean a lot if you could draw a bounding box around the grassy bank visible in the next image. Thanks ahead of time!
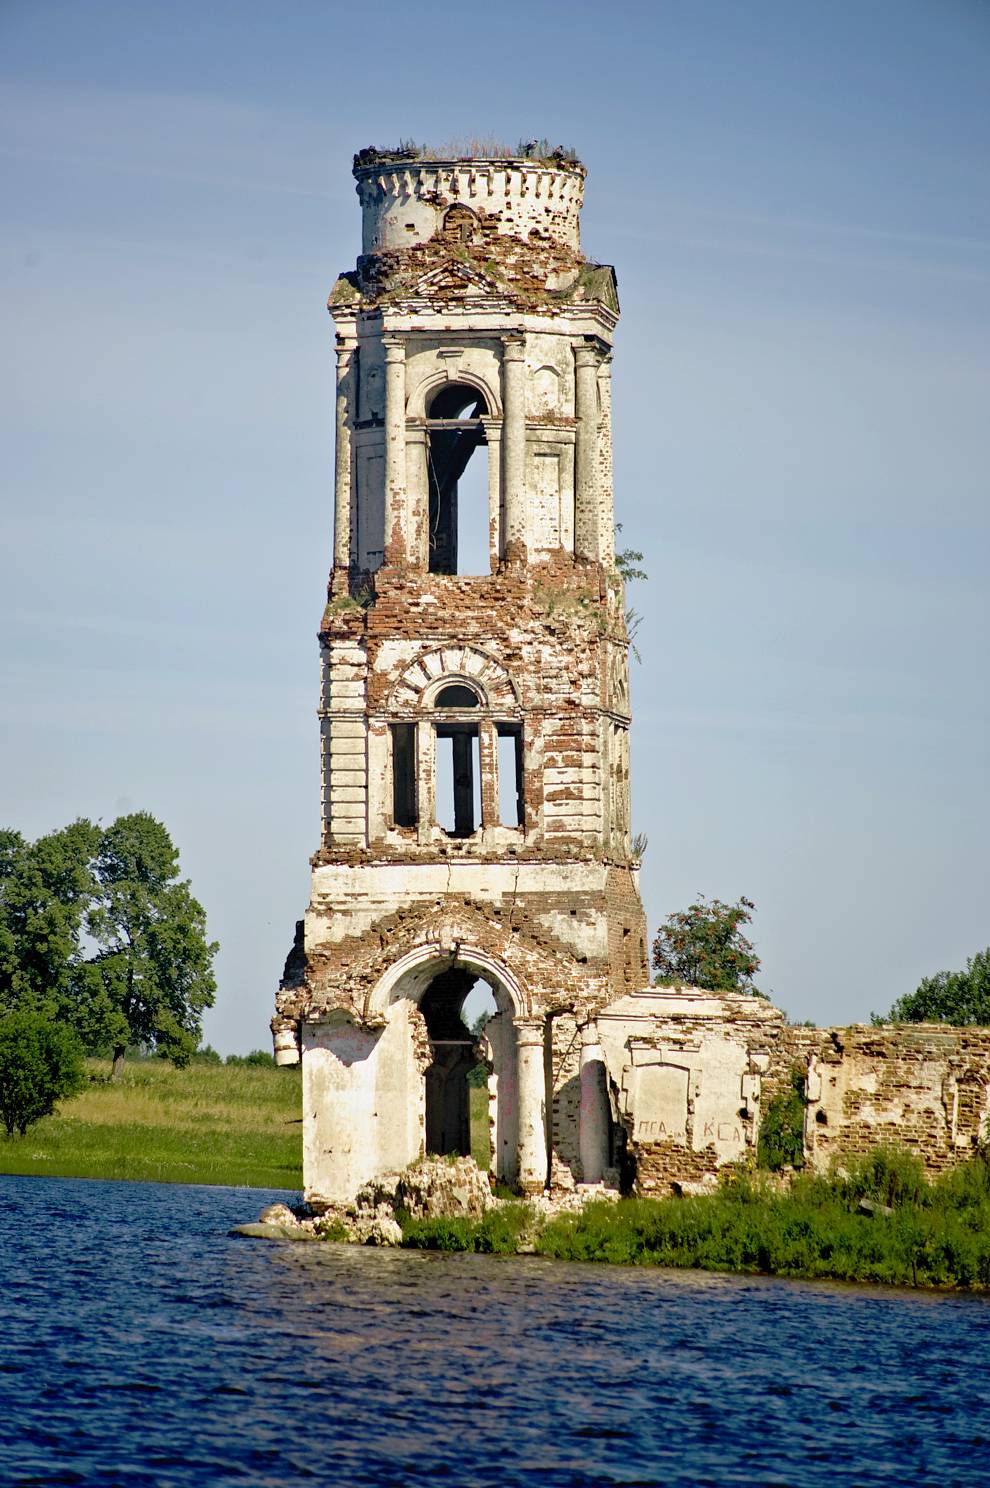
[402,1147,990,1289]
[0,1058,303,1189]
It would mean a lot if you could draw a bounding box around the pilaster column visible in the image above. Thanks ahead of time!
[405,426,429,571]
[415,720,433,845]
[478,720,498,829]
[597,353,615,566]
[383,336,407,565]
[578,1023,610,1184]
[333,342,355,574]
[573,340,601,561]
[501,338,526,562]
[514,1016,547,1193]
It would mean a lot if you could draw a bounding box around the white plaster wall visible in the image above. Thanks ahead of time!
[356,162,585,255]
[485,1011,519,1186]
[525,333,575,415]
[302,1003,424,1205]
[306,860,611,947]
[690,1037,750,1161]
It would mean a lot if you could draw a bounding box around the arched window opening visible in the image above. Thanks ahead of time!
[435,683,480,708]
[442,204,479,244]
[421,967,491,1159]
[434,723,481,837]
[497,724,524,827]
[426,382,490,576]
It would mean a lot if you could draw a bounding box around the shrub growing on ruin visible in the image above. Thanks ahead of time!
[0,1010,84,1137]
[757,1069,806,1171]
[652,896,762,994]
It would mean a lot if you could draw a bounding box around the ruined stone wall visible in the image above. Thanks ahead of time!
[595,993,990,1195]
[788,1024,990,1176]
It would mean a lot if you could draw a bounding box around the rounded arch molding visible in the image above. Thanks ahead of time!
[406,366,502,420]
[364,940,530,1022]
[387,644,520,712]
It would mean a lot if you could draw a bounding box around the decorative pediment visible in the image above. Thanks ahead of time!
[387,644,519,711]
[412,262,498,298]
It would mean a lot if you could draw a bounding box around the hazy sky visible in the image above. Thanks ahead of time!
[3,1,988,1050]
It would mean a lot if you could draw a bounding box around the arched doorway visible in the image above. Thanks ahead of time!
[368,945,533,1187]
[420,967,496,1161]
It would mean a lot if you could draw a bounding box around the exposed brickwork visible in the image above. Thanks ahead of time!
[792,1024,990,1176]
[273,147,990,1209]
[596,994,990,1196]
[273,151,647,1204]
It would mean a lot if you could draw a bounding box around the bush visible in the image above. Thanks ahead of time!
[757,1069,806,1171]
[0,1011,85,1136]
[400,1203,531,1255]
[191,1044,223,1064]
[225,1050,276,1068]
[836,1145,928,1208]
[652,896,762,994]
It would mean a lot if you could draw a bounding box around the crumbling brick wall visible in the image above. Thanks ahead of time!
[596,991,990,1195]
[785,1024,990,1175]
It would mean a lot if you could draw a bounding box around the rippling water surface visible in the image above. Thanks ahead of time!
[2,1175,990,1486]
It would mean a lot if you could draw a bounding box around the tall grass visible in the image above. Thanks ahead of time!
[0,1058,303,1190]
[403,1146,990,1290]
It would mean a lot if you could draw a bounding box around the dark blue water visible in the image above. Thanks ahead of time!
[2,1176,989,1487]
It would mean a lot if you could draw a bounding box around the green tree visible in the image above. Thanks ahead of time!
[0,1010,84,1136]
[874,949,990,1026]
[652,895,763,994]
[82,813,218,1077]
[0,821,100,1020]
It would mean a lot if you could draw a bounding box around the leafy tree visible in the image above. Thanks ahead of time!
[82,813,218,1077]
[652,895,763,994]
[0,821,99,1020]
[874,949,990,1027]
[0,1010,84,1136]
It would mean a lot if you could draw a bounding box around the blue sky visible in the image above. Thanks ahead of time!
[2,0,988,1049]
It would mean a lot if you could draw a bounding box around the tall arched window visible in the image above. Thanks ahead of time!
[433,684,482,837]
[426,382,490,576]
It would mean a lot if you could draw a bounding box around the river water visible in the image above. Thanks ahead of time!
[2,1175,989,1487]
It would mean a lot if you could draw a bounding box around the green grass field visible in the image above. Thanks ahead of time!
[0,1058,304,1190]
[0,1061,491,1190]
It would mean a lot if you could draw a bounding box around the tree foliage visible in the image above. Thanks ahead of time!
[875,949,990,1027]
[652,895,762,994]
[0,813,217,1075]
[0,821,100,1019]
[0,1010,84,1136]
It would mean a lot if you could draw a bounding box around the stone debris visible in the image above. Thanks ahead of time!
[355,1155,498,1222]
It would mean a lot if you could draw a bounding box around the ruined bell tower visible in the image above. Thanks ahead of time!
[273,146,648,1206]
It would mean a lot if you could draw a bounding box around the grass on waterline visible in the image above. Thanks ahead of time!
[0,1058,303,1189]
[402,1147,990,1290]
